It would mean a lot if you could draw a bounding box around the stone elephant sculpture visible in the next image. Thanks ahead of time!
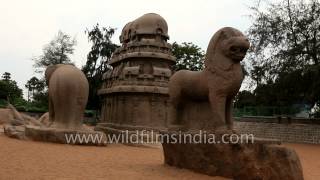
[45,64,89,129]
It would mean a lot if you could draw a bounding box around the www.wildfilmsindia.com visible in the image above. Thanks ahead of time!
[64,130,255,145]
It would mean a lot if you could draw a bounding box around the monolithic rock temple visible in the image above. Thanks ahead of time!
[96,13,176,132]
[1,12,305,180]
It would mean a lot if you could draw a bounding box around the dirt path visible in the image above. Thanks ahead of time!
[0,133,227,180]
[0,131,319,180]
[285,143,320,180]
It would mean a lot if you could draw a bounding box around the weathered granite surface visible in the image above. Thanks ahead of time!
[161,131,303,180]
[168,27,250,130]
[162,27,304,180]
[3,65,105,146]
[98,13,175,133]
[25,125,106,146]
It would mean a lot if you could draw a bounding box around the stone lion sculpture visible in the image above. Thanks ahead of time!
[169,27,250,130]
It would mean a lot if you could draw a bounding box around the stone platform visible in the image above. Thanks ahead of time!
[25,125,107,146]
[95,123,164,145]
[4,125,107,146]
[161,131,304,180]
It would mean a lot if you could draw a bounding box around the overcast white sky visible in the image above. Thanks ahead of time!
[0,0,256,96]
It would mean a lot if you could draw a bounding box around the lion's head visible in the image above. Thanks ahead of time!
[205,27,250,69]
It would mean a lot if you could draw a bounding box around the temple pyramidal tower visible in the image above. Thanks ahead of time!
[96,13,175,132]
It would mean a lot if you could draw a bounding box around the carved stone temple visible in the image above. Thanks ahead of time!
[96,13,175,132]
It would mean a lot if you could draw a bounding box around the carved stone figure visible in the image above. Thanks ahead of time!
[1,104,43,140]
[14,64,107,145]
[162,27,304,180]
[45,64,89,129]
[169,27,250,130]
[0,104,42,126]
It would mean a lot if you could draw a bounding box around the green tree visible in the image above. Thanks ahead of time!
[172,42,205,71]
[0,72,23,103]
[234,90,256,108]
[30,30,75,110]
[82,24,118,110]
[247,0,320,107]
[25,76,45,102]
[1,72,11,81]
[31,90,48,110]
[33,30,76,72]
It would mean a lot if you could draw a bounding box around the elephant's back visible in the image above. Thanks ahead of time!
[49,65,89,96]
[51,65,88,84]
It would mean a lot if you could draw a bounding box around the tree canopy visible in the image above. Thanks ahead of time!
[25,76,45,102]
[1,72,11,81]
[245,0,320,109]
[0,72,23,103]
[33,30,76,72]
[27,30,76,110]
[82,24,118,110]
[172,42,205,71]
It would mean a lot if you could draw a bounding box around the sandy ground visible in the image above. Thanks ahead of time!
[0,132,226,180]
[285,143,320,180]
[0,129,319,180]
